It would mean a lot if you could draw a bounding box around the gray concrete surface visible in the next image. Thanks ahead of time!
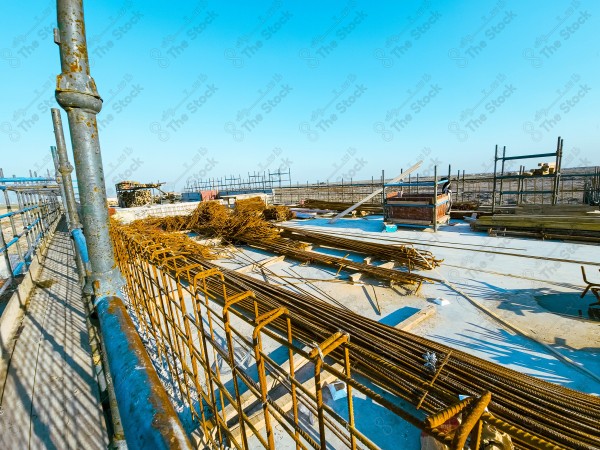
[0,222,108,449]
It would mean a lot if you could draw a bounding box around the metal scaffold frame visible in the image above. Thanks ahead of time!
[184,168,292,203]
[491,137,564,213]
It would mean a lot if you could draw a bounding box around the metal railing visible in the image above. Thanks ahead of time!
[0,173,61,294]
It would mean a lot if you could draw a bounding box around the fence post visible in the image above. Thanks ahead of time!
[54,1,192,448]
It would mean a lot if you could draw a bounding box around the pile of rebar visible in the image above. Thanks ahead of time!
[137,200,437,286]
[280,226,442,270]
[242,235,433,287]
[263,205,295,221]
[118,188,152,207]
[112,222,600,450]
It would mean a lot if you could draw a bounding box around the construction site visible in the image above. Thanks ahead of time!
[1,2,599,450]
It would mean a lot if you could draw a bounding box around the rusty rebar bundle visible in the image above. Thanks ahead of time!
[136,200,436,286]
[112,222,600,450]
[280,226,442,271]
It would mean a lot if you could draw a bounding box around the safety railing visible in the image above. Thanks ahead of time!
[0,173,61,293]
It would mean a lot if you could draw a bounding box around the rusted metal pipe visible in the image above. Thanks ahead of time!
[54,0,121,298]
[54,1,191,448]
[96,295,192,450]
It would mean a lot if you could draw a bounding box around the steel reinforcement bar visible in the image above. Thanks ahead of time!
[111,223,600,450]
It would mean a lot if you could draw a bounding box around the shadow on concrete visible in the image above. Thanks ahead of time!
[378,306,420,327]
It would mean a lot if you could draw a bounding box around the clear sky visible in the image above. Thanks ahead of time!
[1,0,598,194]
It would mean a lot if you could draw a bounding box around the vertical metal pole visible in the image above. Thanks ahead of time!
[1,169,24,264]
[491,145,498,214]
[54,0,121,298]
[499,146,506,206]
[51,146,71,228]
[17,192,33,251]
[552,136,563,205]
[433,166,438,232]
[52,97,88,289]
[381,170,385,218]
[51,143,87,283]
[0,220,13,283]
[54,4,191,450]
[456,169,460,201]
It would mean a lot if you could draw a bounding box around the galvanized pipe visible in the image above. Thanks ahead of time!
[51,109,82,231]
[0,177,55,183]
[0,225,13,282]
[55,0,121,298]
[54,1,193,448]
[96,296,193,450]
[51,109,88,282]
[0,169,24,265]
[51,146,71,228]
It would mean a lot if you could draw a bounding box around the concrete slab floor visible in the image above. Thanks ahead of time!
[281,217,600,394]
[0,223,108,449]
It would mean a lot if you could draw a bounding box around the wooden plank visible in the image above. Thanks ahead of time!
[397,305,436,332]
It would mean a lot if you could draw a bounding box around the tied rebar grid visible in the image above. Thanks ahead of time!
[111,223,600,450]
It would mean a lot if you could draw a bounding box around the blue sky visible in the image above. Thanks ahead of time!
[1,0,598,194]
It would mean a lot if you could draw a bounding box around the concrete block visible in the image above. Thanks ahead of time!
[349,272,363,283]
[433,297,450,306]
[363,256,373,265]
[326,380,347,400]
[379,261,396,269]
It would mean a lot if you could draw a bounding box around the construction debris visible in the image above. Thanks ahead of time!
[301,199,382,214]
[116,180,165,208]
[262,205,294,221]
